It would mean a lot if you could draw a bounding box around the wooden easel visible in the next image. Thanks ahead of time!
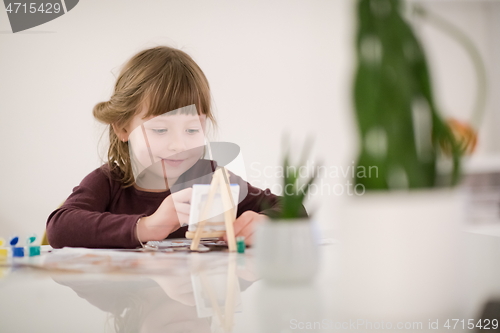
[186,167,237,252]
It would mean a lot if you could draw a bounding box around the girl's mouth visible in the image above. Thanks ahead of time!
[163,159,185,167]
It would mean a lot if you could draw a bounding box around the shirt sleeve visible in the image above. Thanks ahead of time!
[46,168,143,249]
[228,171,308,219]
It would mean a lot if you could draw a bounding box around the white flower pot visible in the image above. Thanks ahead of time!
[338,188,467,321]
[254,219,319,284]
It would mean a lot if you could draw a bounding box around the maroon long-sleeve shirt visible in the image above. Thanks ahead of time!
[47,159,305,248]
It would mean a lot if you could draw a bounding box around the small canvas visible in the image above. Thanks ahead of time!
[188,184,240,233]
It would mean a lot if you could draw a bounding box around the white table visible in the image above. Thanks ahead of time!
[0,231,499,333]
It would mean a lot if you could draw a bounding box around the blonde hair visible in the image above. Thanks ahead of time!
[93,46,217,187]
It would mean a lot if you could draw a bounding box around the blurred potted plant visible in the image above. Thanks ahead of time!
[340,0,485,320]
[254,136,320,284]
[353,0,484,189]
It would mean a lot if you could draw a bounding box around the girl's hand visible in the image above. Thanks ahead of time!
[137,187,193,242]
[223,211,267,246]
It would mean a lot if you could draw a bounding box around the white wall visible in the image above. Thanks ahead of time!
[0,0,498,240]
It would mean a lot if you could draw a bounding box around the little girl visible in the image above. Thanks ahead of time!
[46,46,306,249]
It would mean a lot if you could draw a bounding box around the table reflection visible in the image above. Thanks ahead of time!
[52,253,257,333]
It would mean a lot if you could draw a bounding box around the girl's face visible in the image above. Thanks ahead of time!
[124,105,207,190]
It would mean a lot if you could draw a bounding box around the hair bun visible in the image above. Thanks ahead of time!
[93,101,113,124]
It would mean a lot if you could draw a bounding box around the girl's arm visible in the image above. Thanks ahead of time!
[46,167,145,248]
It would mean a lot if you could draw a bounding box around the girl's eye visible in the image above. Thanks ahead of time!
[152,128,168,134]
[186,129,200,134]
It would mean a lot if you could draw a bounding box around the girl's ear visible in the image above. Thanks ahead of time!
[112,123,129,142]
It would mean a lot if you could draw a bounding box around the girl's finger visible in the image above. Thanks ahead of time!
[225,214,254,242]
[172,202,191,215]
[233,212,254,235]
[236,219,255,238]
[177,212,190,226]
[171,187,193,203]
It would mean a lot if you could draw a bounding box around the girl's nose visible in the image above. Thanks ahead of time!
[167,133,186,152]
